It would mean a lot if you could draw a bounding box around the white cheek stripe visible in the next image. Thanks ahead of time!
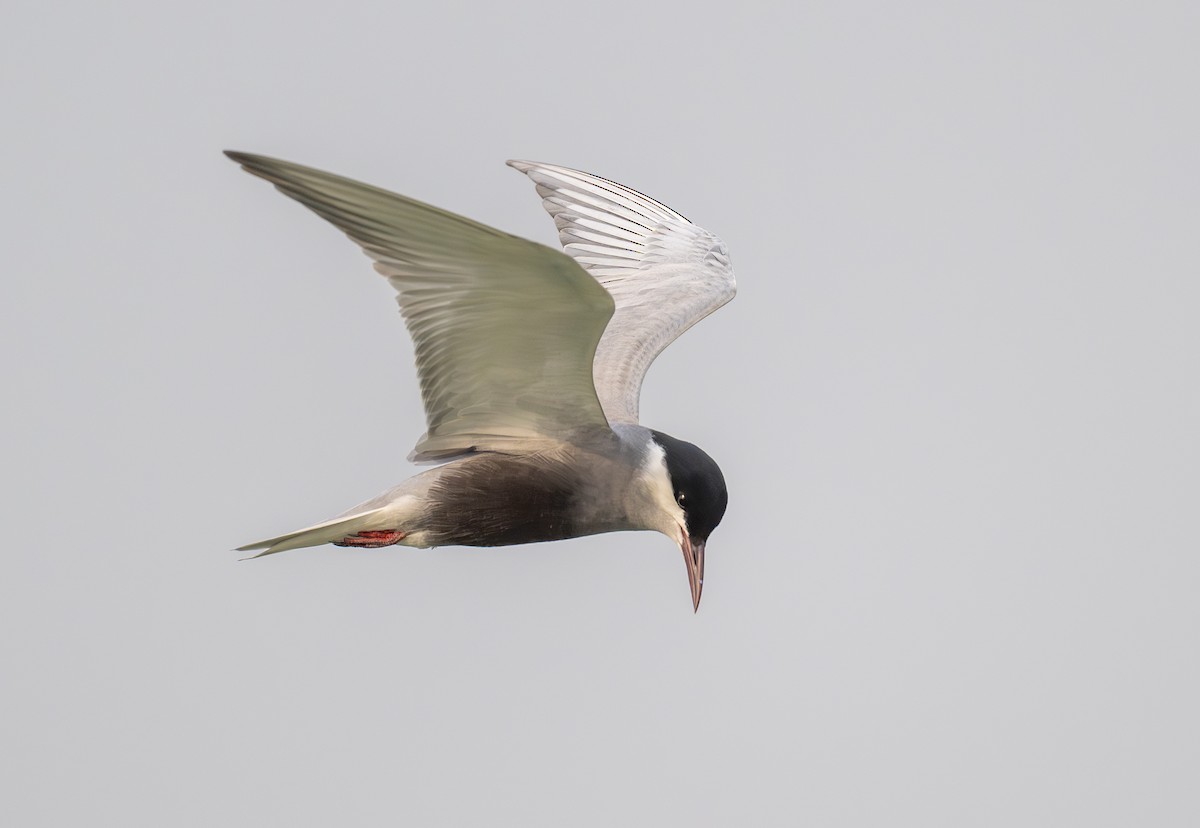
[636,441,687,539]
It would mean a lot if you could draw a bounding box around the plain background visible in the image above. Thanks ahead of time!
[3,1,1197,825]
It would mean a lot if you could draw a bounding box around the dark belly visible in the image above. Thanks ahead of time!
[422,454,589,547]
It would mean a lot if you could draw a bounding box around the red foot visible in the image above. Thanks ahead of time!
[333,530,406,548]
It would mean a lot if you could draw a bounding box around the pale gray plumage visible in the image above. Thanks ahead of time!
[226,151,735,611]
[507,161,736,425]
[225,153,615,463]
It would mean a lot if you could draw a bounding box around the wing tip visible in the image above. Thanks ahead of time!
[224,149,283,179]
[223,149,256,165]
[224,149,269,179]
[508,159,583,177]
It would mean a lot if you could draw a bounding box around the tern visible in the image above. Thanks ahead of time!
[227,151,736,610]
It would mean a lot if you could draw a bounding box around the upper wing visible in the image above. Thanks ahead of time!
[507,161,736,424]
[226,152,615,463]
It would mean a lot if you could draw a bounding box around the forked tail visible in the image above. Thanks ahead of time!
[236,507,395,558]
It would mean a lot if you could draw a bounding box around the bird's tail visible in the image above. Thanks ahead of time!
[235,507,394,558]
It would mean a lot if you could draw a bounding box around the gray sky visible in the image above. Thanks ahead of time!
[3,1,1198,825]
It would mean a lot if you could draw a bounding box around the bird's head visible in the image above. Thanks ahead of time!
[649,431,729,612]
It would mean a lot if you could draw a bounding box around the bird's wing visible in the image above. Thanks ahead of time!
[507,161,736,425]
[226,152,615,463]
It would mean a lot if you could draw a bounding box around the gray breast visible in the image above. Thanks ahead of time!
[419,430,645,548]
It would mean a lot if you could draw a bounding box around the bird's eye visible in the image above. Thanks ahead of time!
[676,492,686,506]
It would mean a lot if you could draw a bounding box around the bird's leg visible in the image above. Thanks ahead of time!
[333,530,406,548]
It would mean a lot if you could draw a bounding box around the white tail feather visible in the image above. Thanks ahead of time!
[235,507,393,558]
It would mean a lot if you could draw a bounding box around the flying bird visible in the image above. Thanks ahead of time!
[226,151,736,610]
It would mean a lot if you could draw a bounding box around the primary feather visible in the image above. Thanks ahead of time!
[507,160,736,424]
[225,151,615,462]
